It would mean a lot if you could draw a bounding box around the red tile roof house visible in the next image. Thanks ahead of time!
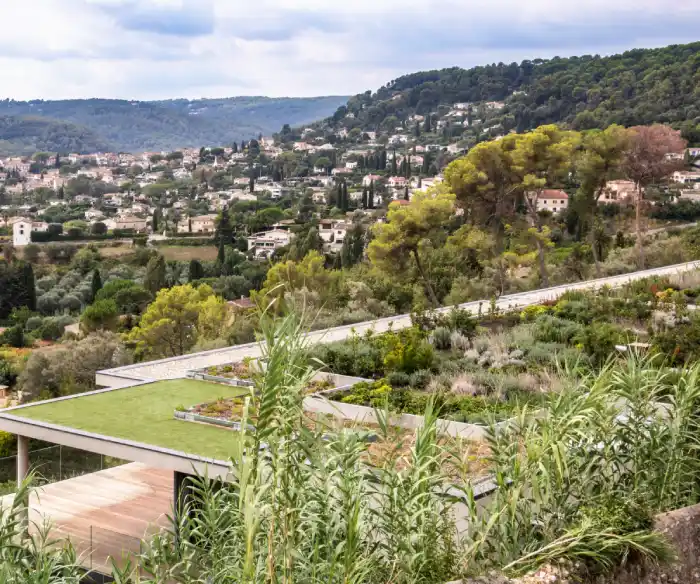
[529,189,569,213]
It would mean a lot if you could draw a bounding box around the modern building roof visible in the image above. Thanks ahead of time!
[0,379,248,477]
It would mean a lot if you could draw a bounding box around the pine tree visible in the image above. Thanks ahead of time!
[91,268,102,302]
[22,263,36,312]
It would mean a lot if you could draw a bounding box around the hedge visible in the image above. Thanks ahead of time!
[31,229,140,243]
[153,238,215,247]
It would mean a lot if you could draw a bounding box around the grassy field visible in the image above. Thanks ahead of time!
[97,245,219,261]
[158,246,219,261]
[13,379,249,460]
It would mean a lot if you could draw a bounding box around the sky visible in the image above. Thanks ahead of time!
[1,0,699,101]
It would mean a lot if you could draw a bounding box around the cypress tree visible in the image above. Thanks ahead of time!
[91,268,102,302]
[152,208,159,233]
[404,186,410,201]
[249,169,255,193]
[22,263,36,312]
[215,206,233,245]
[188,259,204,282]
[57,185,65,200]
[405,156,411,179]
[415,122,420,138]
[232,142,238,153]
[391,150,398,175]
[144,254,167,296]
[381,150,387,169]
[369,180,375,209]
[422,152,431,175]
[424,114,431,133]
[217,240,226,265]
[361,188,368,209]
[188,217,192,233]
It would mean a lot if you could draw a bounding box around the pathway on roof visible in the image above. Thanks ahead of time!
[0,463,172,575]
[100,259,700,384]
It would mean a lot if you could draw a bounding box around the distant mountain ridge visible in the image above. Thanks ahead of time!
[0,95,349,156]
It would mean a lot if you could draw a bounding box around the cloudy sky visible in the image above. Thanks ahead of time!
[2,0,699,101]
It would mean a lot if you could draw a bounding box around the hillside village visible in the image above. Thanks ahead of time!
[3,93,700,255]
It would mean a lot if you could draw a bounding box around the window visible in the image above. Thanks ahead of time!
[552,208,557,212]
[560,200,565,205]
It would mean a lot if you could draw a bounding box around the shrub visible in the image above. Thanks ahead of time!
[59,294,82,313]
[38,318,65,341]
[37,293,60,315]
[339,380,392,407]
[81,299,119,332]
[431,326,452,350]
[520,304,551,322]
[0,325,25,348]
[574,322,626,365]
[386,371,410,387]
[409,369,432,389]
[22,243,41,263]
[25,316,43,331]
[533,315,584,345]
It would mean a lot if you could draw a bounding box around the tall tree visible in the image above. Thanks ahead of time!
[623,125,686,268]
[509,125,579,286]
[404,186,410,201]
[369,180,375,209]
[361,188,368,210]
[188,259,204,282]
[217,240,226,266]
[574,125,632,276]
[152,208,160,233]
[91,268,102,302]
[249,169,255,193]
[424,114,431,133]
[21,262,36,312]
[391,150,398,175]
[369,189,455,307]
[445,137,520,245]
[144,254,167,296]
[215,207,233,245]
[341,224,365,268]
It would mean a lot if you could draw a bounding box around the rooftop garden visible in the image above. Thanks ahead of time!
[10,379,249,460]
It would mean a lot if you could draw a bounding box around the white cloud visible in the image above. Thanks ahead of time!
[0,0,699,100]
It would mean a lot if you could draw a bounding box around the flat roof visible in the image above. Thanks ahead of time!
[0,379,248,475]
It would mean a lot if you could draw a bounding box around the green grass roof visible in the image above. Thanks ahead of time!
[12,379,249,461]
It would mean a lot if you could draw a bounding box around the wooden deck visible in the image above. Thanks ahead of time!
[1,463,173,574]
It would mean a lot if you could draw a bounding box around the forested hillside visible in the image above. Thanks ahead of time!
[0,95,348,154]
[322,41,700,142]
[0,116,110,157]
